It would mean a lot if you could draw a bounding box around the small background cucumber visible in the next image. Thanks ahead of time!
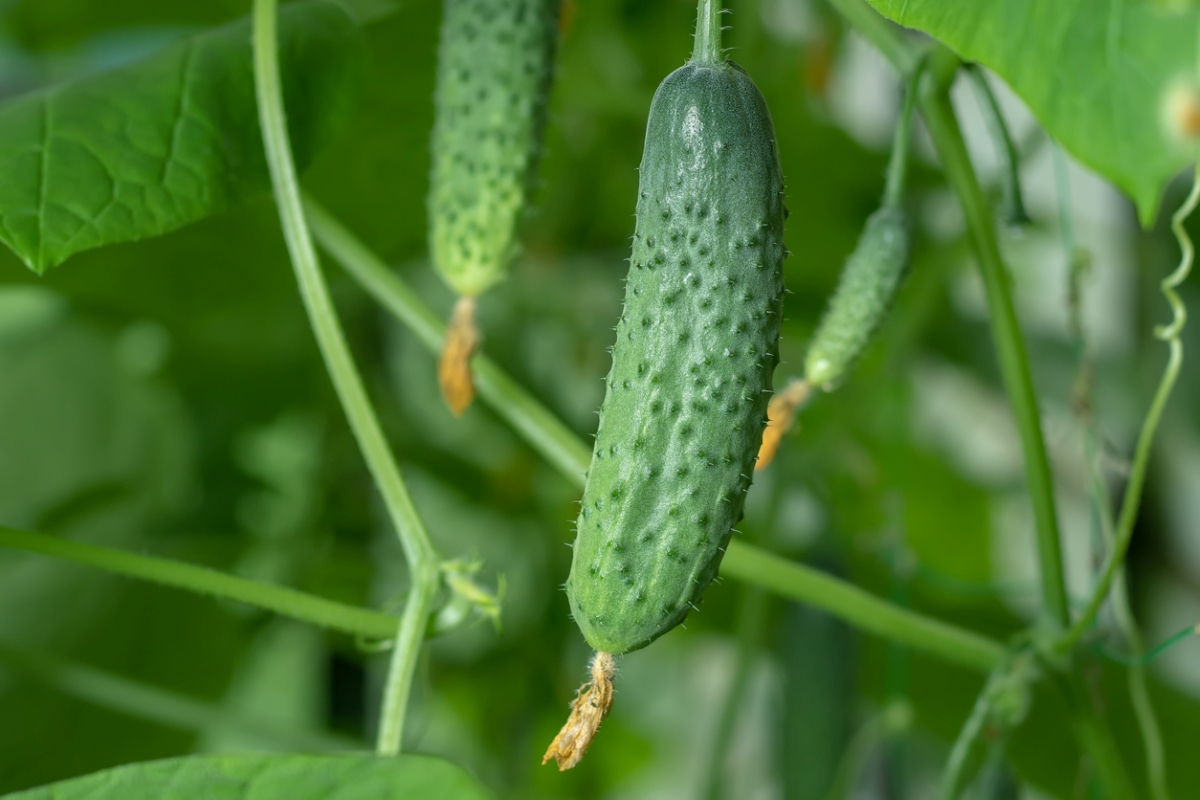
[564,5,786,658]
[428,0,561,414]
[803,206,909,389]
[803,62,922,391]
[756,64,922,471]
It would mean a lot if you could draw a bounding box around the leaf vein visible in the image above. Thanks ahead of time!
[161,38,198,196]
[36,92,53,271]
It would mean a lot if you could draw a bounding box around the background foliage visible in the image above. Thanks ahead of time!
[1,0,1199,797]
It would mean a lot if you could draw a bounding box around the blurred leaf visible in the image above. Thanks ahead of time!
[0,294,252,794]
[865,0,1200,224]
[0,0,363,273]
[8,0,243,51]
[0,753,494,800]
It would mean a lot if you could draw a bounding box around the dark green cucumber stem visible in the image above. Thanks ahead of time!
[693,0,724,66]
[965,64,1031,226]
[882,57,926,210]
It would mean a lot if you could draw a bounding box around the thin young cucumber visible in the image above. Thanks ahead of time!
[803,206,909,389]
[803,62,924,391]
[428,0,561,414]
[565,4,786,659]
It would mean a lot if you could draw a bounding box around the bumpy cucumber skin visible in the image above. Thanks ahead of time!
[567,61,787,656]
[428,0,560,298]
[804,207,909,388]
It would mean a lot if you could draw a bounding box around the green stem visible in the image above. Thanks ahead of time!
[304,200,1008,675]
[1059,145,1171,800]
[965,64,1031,226]
[1059,165,1200,653]
[692,0,723,66]
[720,544,1003,673]
[376,561,438,754]
[302,198,593,482]
[0,527,399,638]
[823,0,919,73]
[918,61,1070,630]
[0,641,360,751]
[1115,587,1171,800]
[882,57,926,210]
[1069,678,1137,800]
[251,0,440,756]
[939,680,992,800]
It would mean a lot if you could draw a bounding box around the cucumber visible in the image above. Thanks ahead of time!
[428,0,561,414]
[564,4,786,658]
[803,206,909,389]
[802,63,923,391]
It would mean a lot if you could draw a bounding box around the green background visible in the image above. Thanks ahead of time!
[1,0,1199,797]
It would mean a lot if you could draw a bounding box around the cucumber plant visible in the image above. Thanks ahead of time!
[428,0,563,415]
[544,0,787,769]
[0,0,1197,797]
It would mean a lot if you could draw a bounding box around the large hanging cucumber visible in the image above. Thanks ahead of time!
[565,8,786,661]
[428,0,561,415]
[545,1,786,769]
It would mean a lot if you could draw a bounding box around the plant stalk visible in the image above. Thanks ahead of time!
[302,197,593,483]
[0,527,399,638]
[823,0,919,73]
[918,65,1070,631]
[965,64,1031,226]
[252,0,440,756]
[939,680,993,800]
[1059,166,1200,653]
[883,56,925,210]
[1059,143,1171,800]
[692,0,724,66]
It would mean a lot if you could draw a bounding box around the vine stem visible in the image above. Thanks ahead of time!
[1058,164,1200,654]
[301,197,592,481]
[1058,144,1171,800]
[692,0,723,66]
[303,199,1008,675]
[938,679,993,800]
[918,56,1071,631]
[882,56,925,210]
[0,527,400,638]
[251,0,440,756]
[965,64,1031,226]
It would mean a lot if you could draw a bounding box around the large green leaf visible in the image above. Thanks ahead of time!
[866,0,1200,224]
[1,753,493,799]
[0,0,362,274]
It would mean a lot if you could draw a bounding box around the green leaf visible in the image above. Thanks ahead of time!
[0,753,494,799]
[0,0,362,274]
[865,0,1200,224]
